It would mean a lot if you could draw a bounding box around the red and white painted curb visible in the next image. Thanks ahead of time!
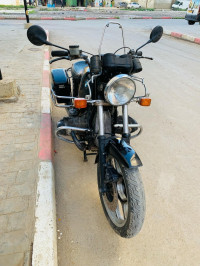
[32,31,58,266]
[131,16,174,19]
[164,29,200,45]
[0,16,184,20]
[0,16,118,20]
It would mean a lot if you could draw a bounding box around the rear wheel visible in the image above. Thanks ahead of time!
[97,155,145,238]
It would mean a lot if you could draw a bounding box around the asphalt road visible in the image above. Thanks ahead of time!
[38,19,200,265]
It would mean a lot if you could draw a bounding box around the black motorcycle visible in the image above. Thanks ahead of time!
[27,23,163,238]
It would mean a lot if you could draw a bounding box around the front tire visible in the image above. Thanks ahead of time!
[97,155,145,238]
[188,20,195,25]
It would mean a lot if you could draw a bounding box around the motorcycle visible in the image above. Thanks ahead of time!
[27,23,163,238]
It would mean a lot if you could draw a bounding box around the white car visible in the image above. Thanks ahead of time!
[172,0,190,10]
[127,2,141,9]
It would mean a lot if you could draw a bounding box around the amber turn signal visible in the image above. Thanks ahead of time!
[139,98,151,106]
[74,98,87,109]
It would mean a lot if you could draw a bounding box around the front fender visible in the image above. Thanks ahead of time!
[107,139,143,168]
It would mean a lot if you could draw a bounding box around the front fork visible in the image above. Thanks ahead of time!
[97,103,130,193]
[97,104,107,193]
[122,104,131,143]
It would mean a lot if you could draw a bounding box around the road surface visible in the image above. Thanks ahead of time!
[41,20,200,266]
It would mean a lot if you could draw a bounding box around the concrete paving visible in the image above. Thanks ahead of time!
[0,21,44,265]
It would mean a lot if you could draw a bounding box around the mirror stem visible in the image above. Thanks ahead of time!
[44,40,69,52]
[136,40,151,53]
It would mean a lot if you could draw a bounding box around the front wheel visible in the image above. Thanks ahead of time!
[188,20,195,25]
[97,155,145,238]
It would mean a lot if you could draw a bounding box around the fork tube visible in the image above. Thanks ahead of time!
[122,104,130,143]
[97,104,106,193]
[98,105,104,136]
[122,104,129,134]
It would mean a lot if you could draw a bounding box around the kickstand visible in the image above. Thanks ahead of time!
[83,150,88,162]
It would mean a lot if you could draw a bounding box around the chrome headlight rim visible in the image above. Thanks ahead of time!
[104,74,136,106]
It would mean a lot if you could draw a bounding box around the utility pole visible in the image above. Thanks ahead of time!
[23,0,30,23]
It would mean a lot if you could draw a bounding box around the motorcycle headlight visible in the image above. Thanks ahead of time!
[104,74,136,106]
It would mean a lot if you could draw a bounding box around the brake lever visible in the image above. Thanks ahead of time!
[144,56,153,60]
[49,56,69,64]
[137,56,153,60]
[49,53,88,65]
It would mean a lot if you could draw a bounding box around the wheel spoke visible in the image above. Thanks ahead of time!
[122,201,128,219]
[117,180,127,201]
[114,159,122,175]
[116,203,124,220]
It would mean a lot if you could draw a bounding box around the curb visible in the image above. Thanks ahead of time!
[0,16,118,20]
[0,16,184,20]
[32,31,58,266]
[130,16,183,19]
[164,29,200,45]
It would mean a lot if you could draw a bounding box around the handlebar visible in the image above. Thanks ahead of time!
[51,50,69,57]
[50,48,153,66]
[49,51,89,64]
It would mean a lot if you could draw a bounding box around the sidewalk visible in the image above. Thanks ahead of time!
[0,22,44,265]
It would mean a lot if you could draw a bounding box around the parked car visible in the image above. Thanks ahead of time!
[172,0,190,10]
[185,0,200,25]
[127,2,141,9]
[116,2,128,8]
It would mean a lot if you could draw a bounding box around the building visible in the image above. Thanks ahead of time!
[138,0,175,9]
[48,0,88,6]
[0,0,23,4]
[0,0,176,8]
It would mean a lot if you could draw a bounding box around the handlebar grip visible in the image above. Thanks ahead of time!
[132,58,142,73]
[136,51,142,56]
[51,50,69,57]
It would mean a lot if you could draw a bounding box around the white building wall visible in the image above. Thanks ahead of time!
[138,0,154,8]
[0,0,24,5]
[0,0,15,4]
[154,0,173,8]
[114,0,131,5]
[138,0,173,8]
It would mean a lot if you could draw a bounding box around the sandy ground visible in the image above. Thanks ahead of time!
[44,20,200,266]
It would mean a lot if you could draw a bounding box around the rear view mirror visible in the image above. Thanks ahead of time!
[136,25,163,53]
[150,26,163,43]
[27,25,48,46]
